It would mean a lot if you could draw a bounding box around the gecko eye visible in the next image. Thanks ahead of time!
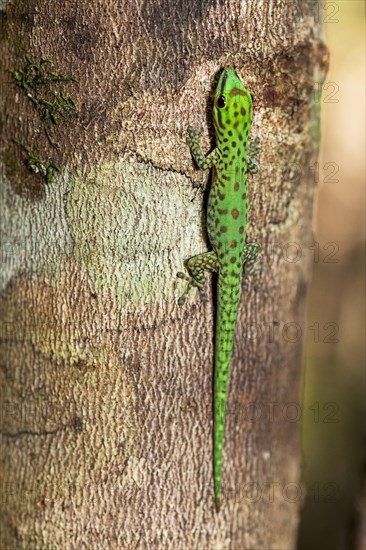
[217,96,226,108]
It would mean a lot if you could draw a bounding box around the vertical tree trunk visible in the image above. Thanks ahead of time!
[1,1,328,548]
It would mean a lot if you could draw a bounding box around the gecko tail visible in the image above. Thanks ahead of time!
[215,493,221,513]
[213,268,241,512]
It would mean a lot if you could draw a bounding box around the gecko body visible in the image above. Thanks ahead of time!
[178,67,260,511]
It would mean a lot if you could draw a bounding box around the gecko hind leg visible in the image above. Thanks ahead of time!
[177,251,218,305]
[241,243,262,291]
[247,137,260,174]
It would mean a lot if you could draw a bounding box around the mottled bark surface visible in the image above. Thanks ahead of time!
[0,1,328,548]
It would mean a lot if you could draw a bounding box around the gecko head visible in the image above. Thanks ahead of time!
[213,67,253,139]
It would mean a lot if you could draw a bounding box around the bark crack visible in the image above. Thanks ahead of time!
[0,425,67,438]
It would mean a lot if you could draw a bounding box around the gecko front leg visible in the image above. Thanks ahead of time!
[247,137,261,174]
[187,126,221,170]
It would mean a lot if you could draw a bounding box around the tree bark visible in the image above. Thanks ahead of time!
[0,1,328,548]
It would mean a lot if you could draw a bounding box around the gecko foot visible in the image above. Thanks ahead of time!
[177,272,207,305]
[247,137,261,174]
[241,243,262,291]
[176,251,217,305]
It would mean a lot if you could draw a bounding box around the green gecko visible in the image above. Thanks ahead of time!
[177,67,260,511]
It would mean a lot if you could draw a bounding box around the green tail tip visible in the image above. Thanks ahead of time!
[215,493,221,513]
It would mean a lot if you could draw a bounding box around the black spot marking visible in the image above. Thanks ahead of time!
[219,71,229,97]
[217,110,225,130]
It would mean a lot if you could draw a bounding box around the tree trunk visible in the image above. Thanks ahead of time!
[0,1,328,548]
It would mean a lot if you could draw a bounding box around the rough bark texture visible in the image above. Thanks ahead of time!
[0,1,328,548]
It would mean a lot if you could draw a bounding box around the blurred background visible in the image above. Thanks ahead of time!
[297,2,365,549]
